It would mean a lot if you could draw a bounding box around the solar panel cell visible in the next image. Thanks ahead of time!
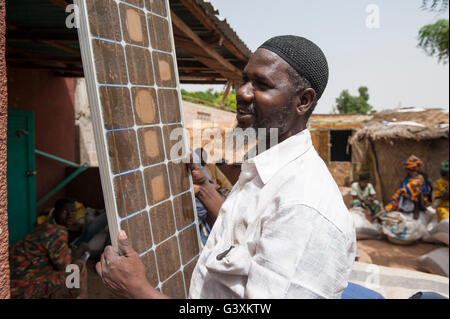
[107,130,140,174]
[99,87,134,129]
[168,161,190,196]
[143,164,170,205]
[120,4,149,47]
[132,88,159,125]
[149,201,176,244]
[163,124,183,160]
[148,14,172,52]
[156,237,181,282]
[137,127,165,166]
[145,0,167,17]
[158,89,181,124]
[125,45,155,85]
[161,272,185,299]
[178,226,199,264]
[92,40,128,84]
[152,51,176,87]
[120,211,153,254]
[141,251,159,287]
[87,0,122,41]
[183,257,198,292]
[173,193,195,230]
[114,171,146,217]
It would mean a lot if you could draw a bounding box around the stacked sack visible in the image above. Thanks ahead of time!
[349,207,382,240]
[417,217,449,277]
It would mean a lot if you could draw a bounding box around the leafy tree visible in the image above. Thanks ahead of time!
[421,0,448,12]
[334,86,375,114]
[180,88,237,110]
[418,0,449,64]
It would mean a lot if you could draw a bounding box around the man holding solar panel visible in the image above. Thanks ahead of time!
[96,35,357,299]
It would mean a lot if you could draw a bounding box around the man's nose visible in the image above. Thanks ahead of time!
[237,82,253,103]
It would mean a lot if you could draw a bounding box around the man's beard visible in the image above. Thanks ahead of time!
[231,100,293,160]
[253,103,292,134]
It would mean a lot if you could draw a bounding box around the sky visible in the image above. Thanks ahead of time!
[180,0,449,114]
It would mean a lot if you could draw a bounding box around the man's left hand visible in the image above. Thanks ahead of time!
[96,231,163,299]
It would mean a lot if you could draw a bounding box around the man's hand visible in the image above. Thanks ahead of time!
[186,151,209,194]
[96,231,168,299]
[186,152,224,227]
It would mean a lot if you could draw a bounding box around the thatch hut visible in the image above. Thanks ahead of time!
[349,108,449,203]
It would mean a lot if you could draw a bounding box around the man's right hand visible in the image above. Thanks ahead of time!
[186,152,224,227]
[186,152,209,195]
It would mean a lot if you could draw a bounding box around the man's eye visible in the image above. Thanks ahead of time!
[256,82,270,90]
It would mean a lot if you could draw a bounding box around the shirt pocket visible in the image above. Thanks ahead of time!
[203,244,253,298]
[205,244,252,276]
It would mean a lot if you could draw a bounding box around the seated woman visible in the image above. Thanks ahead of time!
[432,160,449,222]
[351,173,382,223]
[385,155,431,220]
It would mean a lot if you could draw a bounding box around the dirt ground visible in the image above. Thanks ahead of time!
[84,238,444,299]
[86,259,118,299]
[356,238,443,272]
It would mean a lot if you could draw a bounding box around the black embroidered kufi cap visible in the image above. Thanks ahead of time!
[259,35,329,99]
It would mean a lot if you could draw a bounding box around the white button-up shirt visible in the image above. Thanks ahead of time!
[189,129,356,299]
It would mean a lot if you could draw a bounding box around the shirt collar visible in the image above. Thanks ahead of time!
[243,129,313,185]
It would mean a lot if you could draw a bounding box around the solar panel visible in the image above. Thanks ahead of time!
[75,0,201,297]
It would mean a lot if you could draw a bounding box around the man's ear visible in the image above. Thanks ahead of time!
[296,88,316,116]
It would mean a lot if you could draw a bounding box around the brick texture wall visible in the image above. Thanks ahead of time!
[0,0,11,299]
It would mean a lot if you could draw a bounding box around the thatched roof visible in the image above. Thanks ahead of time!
[371,108,448,126]
[350,109,449,142]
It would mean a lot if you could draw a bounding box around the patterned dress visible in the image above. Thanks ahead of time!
[9,222,81,299]
[385,174,431,213]
[433,178,449,222]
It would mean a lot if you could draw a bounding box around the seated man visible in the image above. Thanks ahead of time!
[385,155,431,220]
[9,198,89,299]
[432,160,449,222]
[351,173,382,222]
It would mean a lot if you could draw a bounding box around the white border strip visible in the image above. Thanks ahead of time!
[75,0,121,251]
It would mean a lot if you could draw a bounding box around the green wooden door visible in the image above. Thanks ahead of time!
[7,110,36,246]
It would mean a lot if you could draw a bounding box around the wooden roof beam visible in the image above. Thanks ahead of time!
[173,34,239,80]
[179,75,226,81]
[6,52,81,64]
[171,11,242,81]
[178,66,210,71]
[7,62,83,73]
[7,24,80,56]
[178,71,224,77]
[48,0,70,10]
[178,0,249,62]
[7,32,79,43]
